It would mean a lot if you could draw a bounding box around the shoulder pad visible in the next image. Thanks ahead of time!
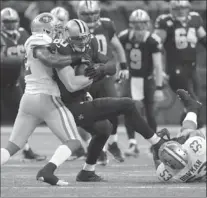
[18,27,25,32]
[118,29,128,38]
[189,11,200,16]
[151,33,162,44]
[100,17,111,22]
[24,34,52,49]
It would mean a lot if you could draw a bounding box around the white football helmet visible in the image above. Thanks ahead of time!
[159,141,189,170]
[31,12,59,40]
[64,19,91,52]
[129,9,151,42]
[1,7,20,36]
[77,0,101,29]
[169,0,191,22]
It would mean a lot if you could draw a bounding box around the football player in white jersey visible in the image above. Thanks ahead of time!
[154,89,206,183]
[1,12,93,186]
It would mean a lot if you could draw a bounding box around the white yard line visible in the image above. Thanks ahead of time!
[1,186,206,189]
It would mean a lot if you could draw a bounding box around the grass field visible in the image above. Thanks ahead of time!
[1,126,206,197]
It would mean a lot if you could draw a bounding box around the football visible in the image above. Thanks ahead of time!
[74,63,88,76]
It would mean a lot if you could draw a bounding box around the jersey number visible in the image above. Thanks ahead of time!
[95,34,107,55]
[159,169,173,181]
[53,39,68,47]
[175,28,197,49]
[7,45,25,56]
[130,48,142,70]
[189,140,202,153]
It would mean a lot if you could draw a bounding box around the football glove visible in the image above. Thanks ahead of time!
[156,128,171,140]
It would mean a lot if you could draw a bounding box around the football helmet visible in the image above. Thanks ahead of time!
[31,12,59,40]
[77,0,101,29]
[169,0,191,22]
[129,9,151,42]
[1,7,20,36]
[158,141,189,170]
[64,19,91,52]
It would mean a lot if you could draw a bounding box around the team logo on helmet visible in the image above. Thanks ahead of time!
[39,15,53,23]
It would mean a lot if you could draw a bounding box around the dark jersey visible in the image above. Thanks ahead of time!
[154,12,204,67]
[118,30,162,78]
[1,27,29,87]
[90,18,116,59]
[53,36,108,104]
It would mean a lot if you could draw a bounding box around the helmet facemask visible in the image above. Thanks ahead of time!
[129,20,151,42]
[65,30,91,52]
[158,141,189,170]
[78,10,100,30]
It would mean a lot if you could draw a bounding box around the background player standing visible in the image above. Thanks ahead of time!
[118,9,164,157]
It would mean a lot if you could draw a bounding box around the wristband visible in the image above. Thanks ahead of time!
[156,86,163,90]
[119,62,127,70]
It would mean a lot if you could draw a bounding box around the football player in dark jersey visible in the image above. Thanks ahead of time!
[36,19,167,185]
[77,0,130,164]
[154,0,206,126]
[118,9,165,157]
[0,7,46,161]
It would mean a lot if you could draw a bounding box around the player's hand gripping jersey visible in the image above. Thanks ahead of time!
[24,34,60,96]
[118,30,162,78]
[157,136,206,183]
[155,12,204,67]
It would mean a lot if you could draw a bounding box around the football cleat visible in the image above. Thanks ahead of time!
[108,142,124,162]
[97,151,109,166]
[176,89,202,114]
[22,148,46,161]
[76,170,106,182]
[124,143,140,158]
[36,169,68,186]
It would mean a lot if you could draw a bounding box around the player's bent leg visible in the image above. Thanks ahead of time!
[76,120,111,182]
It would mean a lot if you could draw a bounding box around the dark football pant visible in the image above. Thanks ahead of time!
[126,77,157,140]
[168,64,199,100]
[168,64,203,127]
[1,84,23,123]
[89,76,119,135]
[65,97,156,164]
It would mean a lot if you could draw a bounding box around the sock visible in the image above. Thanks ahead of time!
[1,148,10,165]
[129,138,137,145]
[147,134,161,145]
[49,145,72,168]
[83,163,95,171]
[183,112,197,126]
[24,143,30,151]
[108,134,118,145]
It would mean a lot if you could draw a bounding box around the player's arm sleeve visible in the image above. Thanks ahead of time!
[56,66,93,92]
[111,34,128,69]
[156,163,174,182]
[108,20,117,41]
[196,14,207,48]
[154,15,168,43]
[151,34,164,87]
[34,46,82,68]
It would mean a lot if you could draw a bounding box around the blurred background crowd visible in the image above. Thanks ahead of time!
[1,0,206,125]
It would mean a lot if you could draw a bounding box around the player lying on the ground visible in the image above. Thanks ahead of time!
[154,89,206,183]
[35,19,168,185]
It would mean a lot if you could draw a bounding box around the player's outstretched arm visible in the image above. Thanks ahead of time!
[56,65,93,93]
[34,46,81,68]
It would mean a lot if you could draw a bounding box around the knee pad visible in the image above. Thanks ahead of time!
[63,139,82,153]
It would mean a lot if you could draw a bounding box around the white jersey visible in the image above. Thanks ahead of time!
[24,34,60,96]
[156,136,206,183]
